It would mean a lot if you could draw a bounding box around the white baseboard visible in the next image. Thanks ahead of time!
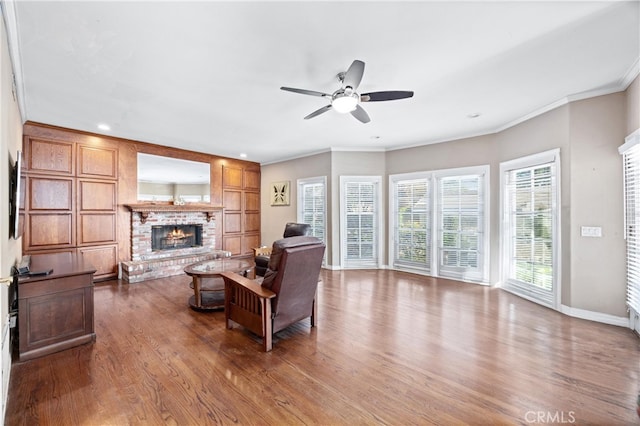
[560,305,630,327]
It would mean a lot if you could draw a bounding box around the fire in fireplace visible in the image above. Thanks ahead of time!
[151,224,203,251]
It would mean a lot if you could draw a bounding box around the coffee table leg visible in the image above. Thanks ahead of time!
[194,277,201,308]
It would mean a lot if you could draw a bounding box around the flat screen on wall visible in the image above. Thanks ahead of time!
[9,151,23,240]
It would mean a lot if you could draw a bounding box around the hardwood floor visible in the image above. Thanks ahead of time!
[5,269,640,425]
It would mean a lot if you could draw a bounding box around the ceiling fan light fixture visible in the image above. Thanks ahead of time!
[331,91,359,113]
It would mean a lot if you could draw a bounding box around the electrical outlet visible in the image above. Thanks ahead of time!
[581,226,602,237]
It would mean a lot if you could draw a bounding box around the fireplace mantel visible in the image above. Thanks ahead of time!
[125,204,223,224]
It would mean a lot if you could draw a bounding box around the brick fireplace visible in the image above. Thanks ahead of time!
[122,204,225,283]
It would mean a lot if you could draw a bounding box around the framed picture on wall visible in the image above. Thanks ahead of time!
[270,181,290,206]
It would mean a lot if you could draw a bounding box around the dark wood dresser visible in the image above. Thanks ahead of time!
[17,252,96,361]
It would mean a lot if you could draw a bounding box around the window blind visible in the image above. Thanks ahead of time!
[438,175,484,281]
[342,179,379,268]
[620,139,640,316]
[394,179,430,270]
[299,180,326,243]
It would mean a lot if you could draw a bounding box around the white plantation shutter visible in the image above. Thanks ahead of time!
[394,179,430,270]
[297,177,326,243]
[501,150,560,309]
[437,174,484,281]
[390,166,489,282]
[341,177,380,268]
[620,132,640,318]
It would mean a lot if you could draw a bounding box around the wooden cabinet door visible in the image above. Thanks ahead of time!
[78,244,118,280]
[223,166,243,189]
[77,145,118,180]
[77,180,117,246]
[26,137,74,176]
[26,213,74,249]
[24,176,75,250]
[244,169,260,190]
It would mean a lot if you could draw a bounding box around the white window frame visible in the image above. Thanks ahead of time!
[619,129,640,331]
[499,149,561,310]
[434,166,490,283]
[389,165,490,284]
[296,176,327,244]
[339,176,383,269]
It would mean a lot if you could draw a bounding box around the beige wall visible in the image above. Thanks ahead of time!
[1,11,24,420]
[1,7,23,339]
[261,151,331,253]
[330,151,386,266]
[626,75,639,134]
[262,85,637,319]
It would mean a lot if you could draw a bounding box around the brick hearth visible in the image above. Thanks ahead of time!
[122,205,225,283]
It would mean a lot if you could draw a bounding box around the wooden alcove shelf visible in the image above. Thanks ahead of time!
[124,204,224,224]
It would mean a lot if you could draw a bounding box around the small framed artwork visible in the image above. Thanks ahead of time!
[270,181,290,206]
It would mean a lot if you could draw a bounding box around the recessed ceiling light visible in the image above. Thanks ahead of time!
[467,113,481,119]
[97,123,111,131]
[239,153,247,158]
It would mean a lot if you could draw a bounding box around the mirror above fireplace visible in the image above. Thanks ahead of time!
[137,153,211,203]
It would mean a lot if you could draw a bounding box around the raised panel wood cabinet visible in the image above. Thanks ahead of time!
[23,130,119,280]
[221,164,261,257]
[18,252,96,361]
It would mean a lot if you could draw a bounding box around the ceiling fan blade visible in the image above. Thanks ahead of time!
[304,105,332,120]
[350,105,371,124]
[360,91,414,102]
[281,87,330,97]
[342,60,365,89]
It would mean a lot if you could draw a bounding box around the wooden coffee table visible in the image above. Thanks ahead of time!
[184,258,254,311]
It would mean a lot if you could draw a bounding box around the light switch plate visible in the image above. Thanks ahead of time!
[581,226,602,237]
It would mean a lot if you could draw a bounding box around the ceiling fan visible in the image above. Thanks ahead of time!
[281,60,414,124]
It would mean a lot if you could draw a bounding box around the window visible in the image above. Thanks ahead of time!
[297,176,326,243]
[340,176,381,269]
[390,166,489,282]
[500,149,560,309]
[619,130,640,327]
[437,174,485,282]
[394,178,430,271]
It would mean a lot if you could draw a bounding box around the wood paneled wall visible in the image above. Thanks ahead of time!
[22,122,260,280]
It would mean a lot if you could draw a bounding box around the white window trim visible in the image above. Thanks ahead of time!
[388,165,490,284]
[339,175,383,269]
[499,148,562,310]
[619,128,640,331]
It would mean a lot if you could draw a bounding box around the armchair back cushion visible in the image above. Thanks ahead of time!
[254,222,313,277]
[283,222,312,238]
[261,236,325,332]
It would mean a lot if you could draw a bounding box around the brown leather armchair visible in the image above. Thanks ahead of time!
[221,235,325,351]
[253,222,312,276]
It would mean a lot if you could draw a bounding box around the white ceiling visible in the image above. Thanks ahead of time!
[4,1,640,165]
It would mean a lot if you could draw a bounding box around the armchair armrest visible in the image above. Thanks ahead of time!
[220,271,276,351]
[220,271,275,300]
